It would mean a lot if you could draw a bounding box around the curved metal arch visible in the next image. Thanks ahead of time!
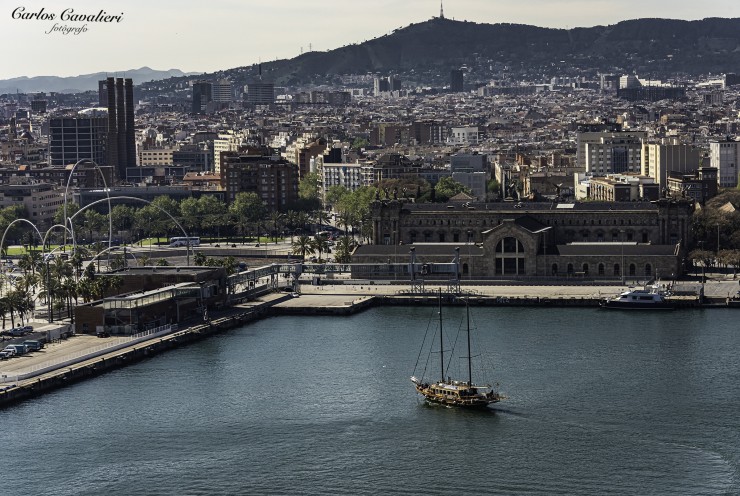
[63,159,112,253]
[69,196,192,265]
[0,218,45,257]
[41,224,77,256]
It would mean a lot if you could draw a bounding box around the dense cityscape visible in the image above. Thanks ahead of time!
[2,6,740,494]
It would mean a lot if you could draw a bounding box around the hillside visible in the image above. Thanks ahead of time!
[0,67,201,94]
[213,17,740,88]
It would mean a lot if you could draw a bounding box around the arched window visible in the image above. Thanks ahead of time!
[582,263,589,275]
[495,237,526,276]
[462,263,469,275]
[645,264,652,277]
[613,263,620,276]
[598,263,605,276]
[567,263,574,275]
[629,263,636,276]
[551,263,558,275]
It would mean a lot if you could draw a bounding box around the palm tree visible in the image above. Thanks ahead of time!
[77,277,96,303]
[334,236,357,264]
[0,296,8,329]
[6,289,26,328]
[313,233,329,262]
[193,251,207,266]
[291,235,316,261]
[269,211,285,244]
[18,250,41,276]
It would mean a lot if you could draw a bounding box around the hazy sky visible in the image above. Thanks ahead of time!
[4,0,740,79]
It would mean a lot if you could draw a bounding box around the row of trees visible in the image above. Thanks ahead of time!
[1,253,124,328]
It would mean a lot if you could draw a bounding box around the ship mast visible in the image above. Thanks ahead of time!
[439,288,444,382]
[466,298,472,386]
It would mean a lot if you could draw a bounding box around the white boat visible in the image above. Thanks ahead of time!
[600,284,674,310]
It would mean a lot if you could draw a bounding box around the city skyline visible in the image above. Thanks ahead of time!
[4,0,740,79]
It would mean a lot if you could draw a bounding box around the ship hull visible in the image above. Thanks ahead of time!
[413,383,500,409]
[600,300,674,310]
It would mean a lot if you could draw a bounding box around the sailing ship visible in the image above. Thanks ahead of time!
[411,292,503,409]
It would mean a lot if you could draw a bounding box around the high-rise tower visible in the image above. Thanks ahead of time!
[106,77,135,180]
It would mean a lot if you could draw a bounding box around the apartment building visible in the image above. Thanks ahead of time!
[709,139,740,188]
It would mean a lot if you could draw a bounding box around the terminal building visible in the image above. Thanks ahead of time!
[352,199,693,280]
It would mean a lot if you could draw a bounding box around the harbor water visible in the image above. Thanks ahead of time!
[2,307,739,495]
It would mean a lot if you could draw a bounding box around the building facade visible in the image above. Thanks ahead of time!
[356,199,693,280]
[576,130,646,171]
[48,114,108,167]
[641,141,703,187]
[221,153,298,211]
[0,183,71,229]
[709,139,740,188]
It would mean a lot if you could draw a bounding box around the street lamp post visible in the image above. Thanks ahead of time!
[46,260,52,323]
[717,223,720,253]
[620,230,625,285]
[393,230,397,280]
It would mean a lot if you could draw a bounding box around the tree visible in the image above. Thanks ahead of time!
[689,249,715,279]
[110,204,136,242]
[718,249,740,278]
[269,211,284,244]
[291,235,316,261]
[82,209,107,244]
[0,205,23,247]
[228,192,266,243]
[150,196,182,239]
[486,178,501,199]
[109,253,126,271]
[325,185,350,209]
[18,251,41,276]
[334,236,357,263]
[193,251,207,266]
[134,205,160,244]
[294,172,322,211]
[434,176,471,202]
[54,201,80,227]
[313,233,329,262]
[335,186,376,242]
[351,137,369,150]
[179,197,202,235]
[198,195,228,240]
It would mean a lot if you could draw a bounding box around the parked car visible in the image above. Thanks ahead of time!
[2,346,17,357]
[22,340,43,351]
[9,327,26,337]
[7,344,27,355]
[22,325,34,333]
[0,350,12,360]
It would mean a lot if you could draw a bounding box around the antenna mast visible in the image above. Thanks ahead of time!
[440,0,444,19]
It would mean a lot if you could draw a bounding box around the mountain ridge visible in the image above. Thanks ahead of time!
[216,17,740,88]
[0,67,202,94]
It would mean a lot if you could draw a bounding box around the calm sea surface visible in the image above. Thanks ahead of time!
[2,307,739,495]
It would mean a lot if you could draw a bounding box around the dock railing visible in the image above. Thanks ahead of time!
[0,324,176,384]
